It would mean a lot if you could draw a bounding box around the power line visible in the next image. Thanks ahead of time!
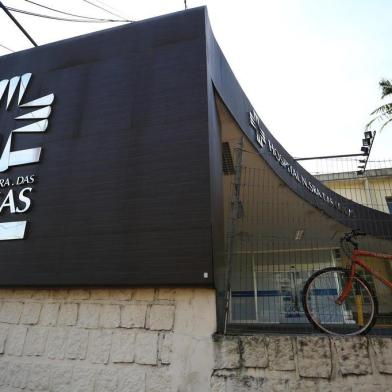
[81,0,130,22]
[6,6,129,23]
[0,2,37,46]
[24,0,127,22]
[0,42,14,52]
[93,0,129,15]
[87,0,130,20]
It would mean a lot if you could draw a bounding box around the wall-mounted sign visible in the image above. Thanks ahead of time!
[0,9,215,286]
[0,73,54,240]
[249,109,354,217]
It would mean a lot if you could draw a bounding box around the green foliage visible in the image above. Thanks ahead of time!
[366,79,392,132]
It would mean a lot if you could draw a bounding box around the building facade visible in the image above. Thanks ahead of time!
[0,7,392,391]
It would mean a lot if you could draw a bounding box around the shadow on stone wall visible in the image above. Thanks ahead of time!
[212,334,392,392]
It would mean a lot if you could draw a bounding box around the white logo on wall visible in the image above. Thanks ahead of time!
[249,109,266,147]
[0,73,54,240]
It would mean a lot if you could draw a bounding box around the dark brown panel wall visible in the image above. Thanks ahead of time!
[0,8,213,286]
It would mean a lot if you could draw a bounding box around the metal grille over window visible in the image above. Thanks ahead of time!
[222,142,235,175]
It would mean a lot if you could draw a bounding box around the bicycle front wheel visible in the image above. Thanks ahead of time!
[302,267,378,335]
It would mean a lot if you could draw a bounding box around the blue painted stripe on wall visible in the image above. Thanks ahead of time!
[232,288,338,297]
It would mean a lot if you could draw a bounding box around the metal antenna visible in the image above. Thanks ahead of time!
[224,137,244,334]
[0,1,38,47]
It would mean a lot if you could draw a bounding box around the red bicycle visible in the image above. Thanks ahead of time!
[302,230,392,335]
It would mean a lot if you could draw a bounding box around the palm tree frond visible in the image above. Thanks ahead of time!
[379,117,392,132]
[366,78,392,133]
[365,110,392,130]
[365,116,379,130]
[370,103,392,116]
[380,79,392,99]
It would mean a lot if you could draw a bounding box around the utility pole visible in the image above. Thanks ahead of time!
[0,1,38,47]
[224,137,244,334]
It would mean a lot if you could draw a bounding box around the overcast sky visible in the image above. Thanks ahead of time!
[1,0,391,164]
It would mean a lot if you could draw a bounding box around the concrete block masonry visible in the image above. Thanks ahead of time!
[0,288,392,391]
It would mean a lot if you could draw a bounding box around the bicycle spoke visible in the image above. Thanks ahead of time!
[302,267,377,335]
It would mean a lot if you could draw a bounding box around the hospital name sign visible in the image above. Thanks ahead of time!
[249,110,354,218]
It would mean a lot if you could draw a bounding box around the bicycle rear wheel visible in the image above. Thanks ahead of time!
[302,267,378,335]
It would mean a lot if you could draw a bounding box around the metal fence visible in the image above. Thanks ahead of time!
[224,142,392,334]
[304,158,392,214]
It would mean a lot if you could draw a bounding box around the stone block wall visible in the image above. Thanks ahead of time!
[1,287,392,392]
[0,288,216,392]
[212,334,392,391]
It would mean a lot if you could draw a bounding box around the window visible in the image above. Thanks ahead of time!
[387,197,392,214]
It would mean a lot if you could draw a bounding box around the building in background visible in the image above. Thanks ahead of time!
[317,166,392,214]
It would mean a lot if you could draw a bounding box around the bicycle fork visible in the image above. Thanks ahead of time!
[335,264,364,326]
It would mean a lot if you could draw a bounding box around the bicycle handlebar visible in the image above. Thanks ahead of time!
[340,229,367,251]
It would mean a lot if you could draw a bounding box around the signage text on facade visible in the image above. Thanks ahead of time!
[249,109,354,218]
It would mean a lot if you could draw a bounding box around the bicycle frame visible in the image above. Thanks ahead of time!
[336,249,392,305]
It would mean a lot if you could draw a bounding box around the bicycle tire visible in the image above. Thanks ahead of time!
[302,267,378,335]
